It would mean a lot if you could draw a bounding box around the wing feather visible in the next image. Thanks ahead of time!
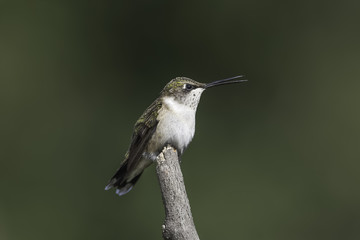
[126,99,162,170]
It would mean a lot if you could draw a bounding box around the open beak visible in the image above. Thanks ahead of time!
[205,75,247,89]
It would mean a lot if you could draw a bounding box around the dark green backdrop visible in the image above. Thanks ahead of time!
[1,1,360,239]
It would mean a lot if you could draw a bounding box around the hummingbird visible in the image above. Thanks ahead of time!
[105,75,247,196]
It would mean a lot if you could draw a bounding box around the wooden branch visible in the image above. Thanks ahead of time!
[156,146,200,240]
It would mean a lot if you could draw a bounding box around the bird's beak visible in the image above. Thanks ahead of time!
[205,75,247,89]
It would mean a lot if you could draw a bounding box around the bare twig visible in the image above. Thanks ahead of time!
[156,146,200,240]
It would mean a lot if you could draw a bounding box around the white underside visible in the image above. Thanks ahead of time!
[146,89,204,156]
[160,97,196,150]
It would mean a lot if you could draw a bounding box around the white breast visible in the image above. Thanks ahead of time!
[152,96,197,155]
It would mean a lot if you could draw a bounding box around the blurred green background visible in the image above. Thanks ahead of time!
[1,1,360,239]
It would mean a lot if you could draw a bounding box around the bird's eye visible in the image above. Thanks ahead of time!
[184,84,194,90]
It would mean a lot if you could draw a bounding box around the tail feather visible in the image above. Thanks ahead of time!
[105,159,143,196]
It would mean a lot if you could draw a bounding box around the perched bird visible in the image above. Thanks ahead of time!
[105,76,247,196]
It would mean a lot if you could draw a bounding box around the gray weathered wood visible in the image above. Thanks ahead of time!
[156,146,200,240]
